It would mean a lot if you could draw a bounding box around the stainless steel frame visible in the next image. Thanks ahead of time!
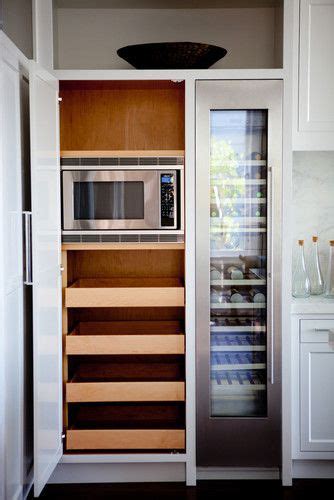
[196,80,282,467]
[62,169,178,231]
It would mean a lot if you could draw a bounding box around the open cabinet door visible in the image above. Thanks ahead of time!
[30,62,62,497]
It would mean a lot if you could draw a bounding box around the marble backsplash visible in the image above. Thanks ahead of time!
[293,152,334,274]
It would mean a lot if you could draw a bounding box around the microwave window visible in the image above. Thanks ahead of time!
[73,181,144,220]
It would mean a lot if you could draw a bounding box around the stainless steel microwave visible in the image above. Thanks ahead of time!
[62,168,182,232]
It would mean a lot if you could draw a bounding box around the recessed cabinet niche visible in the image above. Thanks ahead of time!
[62,246,186,453]
[59,80,185,154]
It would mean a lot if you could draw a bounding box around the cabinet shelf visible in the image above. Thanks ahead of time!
[66,381,185,403]
[66,428,185,451]
[66,321,185,356]
[65,278,184,308]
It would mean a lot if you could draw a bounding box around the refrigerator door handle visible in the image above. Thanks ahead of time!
[267,166,274,384]
[23,211,33,285]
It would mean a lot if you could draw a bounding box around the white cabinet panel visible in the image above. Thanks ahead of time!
[1,53,22,294]
[30,62,62,497]
[4,288,23,500]
[299,0,334,133]
[300,342,334,452]
[0,46,24,500]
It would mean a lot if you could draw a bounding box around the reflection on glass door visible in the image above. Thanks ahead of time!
[209,110,268,417]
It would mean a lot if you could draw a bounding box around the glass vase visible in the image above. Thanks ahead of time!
[324,240,334,298]
[292,240,310,298]
[308,236,324,295]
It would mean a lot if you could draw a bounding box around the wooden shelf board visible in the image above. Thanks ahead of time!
[65,278,185,308]
[62,242,185,251]
[66,381,185,403]
[66,429,185,450]
[60,150,185,158]
[66,333,185,355]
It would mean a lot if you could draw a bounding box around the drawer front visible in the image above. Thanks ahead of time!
[300,319,334,343]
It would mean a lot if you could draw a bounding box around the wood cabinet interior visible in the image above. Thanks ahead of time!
[59,80,185,152]
[62,247,186,453]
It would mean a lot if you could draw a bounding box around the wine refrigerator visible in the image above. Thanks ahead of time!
[196,80,282,467]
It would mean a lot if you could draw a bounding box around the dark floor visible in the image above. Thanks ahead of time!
[29,480,334,499]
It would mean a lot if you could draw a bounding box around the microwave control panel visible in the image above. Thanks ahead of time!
[160,172,176,228]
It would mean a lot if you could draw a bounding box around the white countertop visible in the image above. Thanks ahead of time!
[291,295,334,314]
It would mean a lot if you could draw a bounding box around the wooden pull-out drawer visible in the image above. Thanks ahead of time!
[66,428,185,450]
[66,381,185,403]
[65,278,184,308]
[66,333,185,355]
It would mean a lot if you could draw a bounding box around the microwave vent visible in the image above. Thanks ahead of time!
[120,234,139,242]
[61,156,184,167]
[140,234,159,242]
[100,235,120,242]
[80,158,99,166]
[119,157,139,166]
[139,157,158,165]
[100,158,119,166]
[61,158,79,166]
[62,233,184,244]
[62,234,81,243]
[81,234,100,242]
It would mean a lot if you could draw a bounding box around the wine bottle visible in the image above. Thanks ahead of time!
[210,266,221,280]
[249,288,266,303]
[230,287,244,303]
[226,266,244,280]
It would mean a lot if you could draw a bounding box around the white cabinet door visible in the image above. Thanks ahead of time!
[0,44,24,500]
[299,0,334,133]
[30,62,62,497]
[300,342,334,452]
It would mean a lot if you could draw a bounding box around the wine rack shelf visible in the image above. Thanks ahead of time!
[210,302,266,309]
[210,279,266,286]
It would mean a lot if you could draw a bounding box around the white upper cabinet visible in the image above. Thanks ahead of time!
[295,0,334,149]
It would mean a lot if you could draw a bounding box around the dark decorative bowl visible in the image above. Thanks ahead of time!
[117,42,227,69]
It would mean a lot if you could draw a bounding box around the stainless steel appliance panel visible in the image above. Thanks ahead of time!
[196,80,282,467]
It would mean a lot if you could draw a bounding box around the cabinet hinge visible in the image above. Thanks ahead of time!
[58,97,63,103]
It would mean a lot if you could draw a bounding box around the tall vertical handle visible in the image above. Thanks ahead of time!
[23,211,33,285]
[267,167,274,384]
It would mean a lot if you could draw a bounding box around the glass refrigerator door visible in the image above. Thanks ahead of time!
[209,110,268,418]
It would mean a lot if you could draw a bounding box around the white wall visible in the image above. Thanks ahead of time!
[54,7,282,69]
[292,152,334,273]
